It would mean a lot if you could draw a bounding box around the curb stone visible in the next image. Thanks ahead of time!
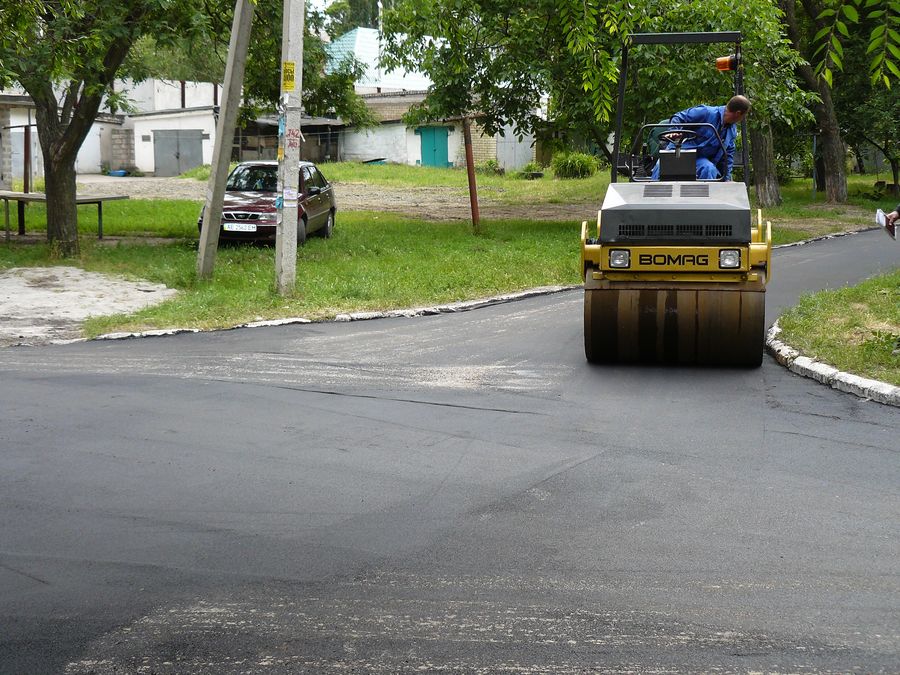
[766,321,900,407]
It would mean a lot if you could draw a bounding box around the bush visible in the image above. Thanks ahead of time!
[511,161,545,180]
[551,152,599,179]
[475,158,504,175]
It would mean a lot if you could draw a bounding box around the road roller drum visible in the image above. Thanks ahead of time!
[583,277,766,366]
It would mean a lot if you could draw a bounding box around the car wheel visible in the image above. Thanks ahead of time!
[298,215,307,246]
[322,210,335,238]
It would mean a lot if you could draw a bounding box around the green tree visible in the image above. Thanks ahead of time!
[779,0,850,202]
[0,1,220,256]
[0,1,373,257]
[808,0,899,88]
[241,4,376,127]
[382,0,634,152]
[326,0,390,39]
[832,30,900,193]
[125,4,375,127]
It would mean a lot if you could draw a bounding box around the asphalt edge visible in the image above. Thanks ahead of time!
[89,226,897,406]
[93,284,579,341]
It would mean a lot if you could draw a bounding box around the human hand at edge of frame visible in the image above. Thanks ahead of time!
[886,210,900,226]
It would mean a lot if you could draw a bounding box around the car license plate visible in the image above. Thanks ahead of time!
[224,222,257,232]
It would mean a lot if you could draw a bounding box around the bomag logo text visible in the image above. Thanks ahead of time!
[638,253,709,266]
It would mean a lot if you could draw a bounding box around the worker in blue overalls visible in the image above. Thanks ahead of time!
[652,95,751,181]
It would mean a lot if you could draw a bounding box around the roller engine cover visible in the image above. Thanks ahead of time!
[599,182,751,245]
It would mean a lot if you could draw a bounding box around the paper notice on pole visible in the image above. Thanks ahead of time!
[282,62,296,92]
[876,209,896,240]
[283,188,298,201]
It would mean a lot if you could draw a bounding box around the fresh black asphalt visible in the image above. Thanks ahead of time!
[0,229,897,673]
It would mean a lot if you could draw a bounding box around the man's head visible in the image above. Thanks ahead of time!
[724,95,751,124]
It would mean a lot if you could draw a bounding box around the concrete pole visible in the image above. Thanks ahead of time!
[196,0,255,280]
[275,0,305,296]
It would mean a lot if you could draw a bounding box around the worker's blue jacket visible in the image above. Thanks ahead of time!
[668,104,737,180]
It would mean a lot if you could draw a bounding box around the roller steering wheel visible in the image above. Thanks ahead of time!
[659,129,699,148]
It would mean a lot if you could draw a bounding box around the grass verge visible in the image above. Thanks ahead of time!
[0,213,581,337]
[777,269,900,386]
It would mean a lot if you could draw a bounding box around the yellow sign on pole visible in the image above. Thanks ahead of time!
[282,61,296,92]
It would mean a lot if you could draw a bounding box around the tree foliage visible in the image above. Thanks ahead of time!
[832,28,900,190]
[123,3,375,127]
[811,0,900,87]
[241,2,375,126]
[325,0,390,39]
[382,0,635,144]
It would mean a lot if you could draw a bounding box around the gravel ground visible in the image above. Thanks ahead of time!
[0,266,178,347]
[74,173,595,222]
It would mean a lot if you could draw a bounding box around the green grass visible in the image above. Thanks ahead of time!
[0,212,581,336]
[8,200,201,239]
[178,163,239,181]
[778,270,900,386]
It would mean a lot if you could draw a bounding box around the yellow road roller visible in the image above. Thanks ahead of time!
[582,31,772,367]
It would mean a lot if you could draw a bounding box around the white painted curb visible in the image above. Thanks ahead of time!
[766,321,900,407]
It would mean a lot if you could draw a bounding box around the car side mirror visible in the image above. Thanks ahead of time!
[307,186,321,196]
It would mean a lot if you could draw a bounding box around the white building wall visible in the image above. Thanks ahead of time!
[114,79,219,113]
[341,124,411,163]
[75,126,102,173]
[341,123,466,167]
[116,79,155,112]
[447,126,463,167]
[152,80,217,109]
[130,110,217,174]
[10,108,43,179]
[405,128,421,166]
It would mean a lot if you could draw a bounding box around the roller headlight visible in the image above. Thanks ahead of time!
[609,249,631,268]
[719,249,741,269]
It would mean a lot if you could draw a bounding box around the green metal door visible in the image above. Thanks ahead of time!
[419,126,449,167]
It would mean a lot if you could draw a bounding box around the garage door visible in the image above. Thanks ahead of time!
[153,129,203,177]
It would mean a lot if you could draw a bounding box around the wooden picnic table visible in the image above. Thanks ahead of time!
[0,191,129,242]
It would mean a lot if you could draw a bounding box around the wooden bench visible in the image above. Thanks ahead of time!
[0,191,129,242]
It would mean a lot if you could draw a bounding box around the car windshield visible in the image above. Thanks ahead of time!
[226,165,277,192]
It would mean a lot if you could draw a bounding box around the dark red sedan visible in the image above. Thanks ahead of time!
[198,160,336,243]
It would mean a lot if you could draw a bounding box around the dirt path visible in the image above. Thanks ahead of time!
[74,174,597,222]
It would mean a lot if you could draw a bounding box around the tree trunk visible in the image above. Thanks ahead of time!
[889,157,900,197]
[852,145,865,174]
[749,123,782,207]
[34,102,80,256]
[815,155,826,192]
[814,84,848,202]
[780,0,849,203]
[43,146,79,256]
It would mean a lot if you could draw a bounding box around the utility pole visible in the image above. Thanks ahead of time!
[197,0,255,280]
[275,0,305,296]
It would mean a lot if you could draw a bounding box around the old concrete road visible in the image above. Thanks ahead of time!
[1,229,898,674]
